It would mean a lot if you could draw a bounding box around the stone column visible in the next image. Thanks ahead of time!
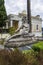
[10,20,13,27]
[6,22,8,29]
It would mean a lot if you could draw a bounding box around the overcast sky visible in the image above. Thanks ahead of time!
[5,0,43,27]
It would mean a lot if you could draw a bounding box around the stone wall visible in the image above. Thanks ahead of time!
[31,17,42,36]
[0,34,10,39]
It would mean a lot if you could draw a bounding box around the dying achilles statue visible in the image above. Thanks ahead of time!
[15,16,29,35]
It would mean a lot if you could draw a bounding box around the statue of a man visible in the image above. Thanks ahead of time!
[20,16,29,34]
[15,16,29,34]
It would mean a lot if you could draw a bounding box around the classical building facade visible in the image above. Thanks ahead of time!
[31,15,42,36]
[7,11,42,37]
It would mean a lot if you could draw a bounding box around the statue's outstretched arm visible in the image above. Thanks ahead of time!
[15,24,23,33]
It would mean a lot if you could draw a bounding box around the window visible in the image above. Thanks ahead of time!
[36,25,38,30]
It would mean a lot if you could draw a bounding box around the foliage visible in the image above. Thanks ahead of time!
[8,27,16,35]
[0,41,43,65]
[0,49,43,65]
[0,0,7,27]
[32,46,40,52]
[0,49,28,65]
[0,48,43,65]
[32,41,43,51]
[23,49,43,65]
[0,39,5,45]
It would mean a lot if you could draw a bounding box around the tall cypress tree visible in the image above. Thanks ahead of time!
[0,0,7,27]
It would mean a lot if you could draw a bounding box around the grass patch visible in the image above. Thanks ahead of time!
[23,41,43,53]
[23,50,32,54]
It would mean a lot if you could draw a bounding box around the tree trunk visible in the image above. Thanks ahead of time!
[27,0,31,32]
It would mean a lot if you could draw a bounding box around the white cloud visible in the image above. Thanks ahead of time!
[5,0,27,15]
[5,0,43,19]
[31,0,43,18]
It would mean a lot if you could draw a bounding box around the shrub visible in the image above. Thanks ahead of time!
[32,41,43,52]
[32,46,40,52]
[0,39,5,45]
[0,49,28,65]
[0,48,43,65]
[25,50,39,65]
[8,27,16,35]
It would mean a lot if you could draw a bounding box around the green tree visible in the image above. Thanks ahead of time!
[0,0,7,27]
